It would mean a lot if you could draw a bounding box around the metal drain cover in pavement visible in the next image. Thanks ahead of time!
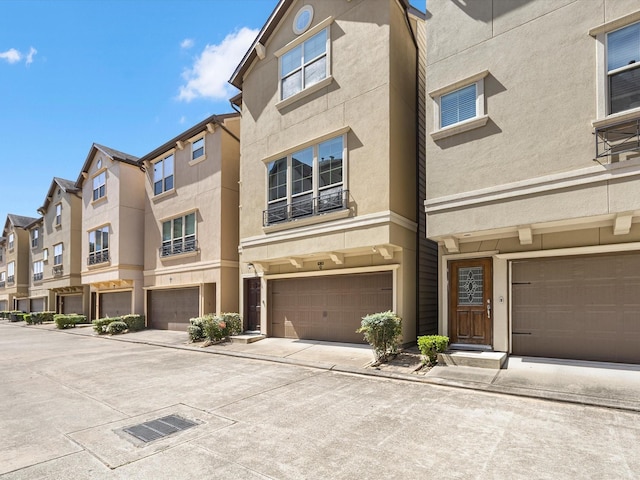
[124,415,198,443]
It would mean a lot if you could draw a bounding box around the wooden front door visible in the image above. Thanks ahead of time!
[449,258,493,346]
[244,278,261,332]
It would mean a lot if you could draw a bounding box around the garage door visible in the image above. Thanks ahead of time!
[149,287,200,330]
[269,272,393,344]
[30,298,46,312]
[99,291,132,318]
[17,299,29,312]
[0,300,7,311]
[61,295,83,314]
[512,254,640,364]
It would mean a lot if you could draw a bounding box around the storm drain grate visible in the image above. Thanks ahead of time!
[124,415,198,443]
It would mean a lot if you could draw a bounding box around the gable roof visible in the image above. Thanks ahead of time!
[229,0,413,90]
[75,143,140,188]
[38,177,81,214]
[3,214,40,237]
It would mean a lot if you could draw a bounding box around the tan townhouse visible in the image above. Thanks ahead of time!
[0,214,39,311]
[231,0,435,343]
[76,144,145,321]
[34,177,88,315]
[425,1,640,363]
[0,237,5,311]
[26,217,47,312]
[139,114,241,330]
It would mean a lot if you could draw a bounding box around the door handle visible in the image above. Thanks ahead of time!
[486,299,491,319]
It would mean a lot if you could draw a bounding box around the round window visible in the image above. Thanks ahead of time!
[293,5,314,35]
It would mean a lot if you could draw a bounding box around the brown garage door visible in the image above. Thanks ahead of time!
[30,298,46,312]
[17,299,29,312]
[99,291,132,318]
[149,287,200,330]
[61,295,83,314]
[512,253,640,364]
[269,272,393,344]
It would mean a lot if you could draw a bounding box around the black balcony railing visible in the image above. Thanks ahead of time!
[263,189,348,226]
[33,273,43,282]
[595,117,640,159]
[53,265,64,277]
[159,238,198,257]
[7,276,15,285]
[88,250,110,265]
[0,281,4,288]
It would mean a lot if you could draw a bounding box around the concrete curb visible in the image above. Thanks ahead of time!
[6,321,640,413]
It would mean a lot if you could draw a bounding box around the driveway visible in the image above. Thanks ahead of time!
[1,323,639,479]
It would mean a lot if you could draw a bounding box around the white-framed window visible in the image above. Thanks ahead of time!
[279,28,329,101]
[0,271,5,286]
[161,212,197,257]
[607,21,640,114]
[153,153,174,195]
[88,227,109,265]
[0,246,3,262]
[31,228,38,248]
[265,134,346,225]
[7,261,15,284]
[191,137,205,162]
[55,203,62,225]
[54,243,63,265]
[440,84,478,128]
[43,248,48,262]
[92,171,106,201]
[8,233,14,250]
[33,260,43,282]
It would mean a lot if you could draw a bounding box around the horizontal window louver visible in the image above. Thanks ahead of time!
[441,84,476,128]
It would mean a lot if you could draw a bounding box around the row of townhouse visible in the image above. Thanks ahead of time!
[2,0,640,366]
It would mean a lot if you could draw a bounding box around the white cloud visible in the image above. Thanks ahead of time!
[25,47,37,65]
[0,48,22,64]
[179,115,186,124]
[180,38,194,49]
[178,27,258,102]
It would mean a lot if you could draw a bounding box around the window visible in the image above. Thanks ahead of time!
[88,227,109,265]
[161,213,197,257]
[607,22,640,114]
[441,84,477,128]
[0,271,5,288]
[55,204,62,225]
[31,229,38,248]
[280,28,328,100]
[192,137,204,161]
[8,233,14,250]
[153,154,174,195]
[93,171,106,201]
[0,247,3,262]
[54,244,63,265]
[7,261,14,284]
[43,248,48,262]
[265,134,346,225]
[33,260,43,282]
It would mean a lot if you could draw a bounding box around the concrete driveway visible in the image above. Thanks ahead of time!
[1,323,639,479]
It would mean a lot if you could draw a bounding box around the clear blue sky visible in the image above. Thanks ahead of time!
[0,0,424,224]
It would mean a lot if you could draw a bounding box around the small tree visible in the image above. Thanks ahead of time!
[357,311,402,364]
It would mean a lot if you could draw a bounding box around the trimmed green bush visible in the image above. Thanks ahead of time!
[188,316,207,342]
[9,311,23,322]
[24,314,33,325]
[121,314,145,332]
[92,317,115,334]
[106,320,128,335]
[0,311,9,319]
[417,335,450,365]
[54,314,85,329]
[219,313,243,336]
[357,311,402,363]
[203,314,226,342]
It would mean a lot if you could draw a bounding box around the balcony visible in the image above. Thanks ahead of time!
[159,238,198,258]
[263,189,349,227]
[88,250,110,266]
[33,273,43,282]
[0,281,4,288]
[7,276,14,285]
[595,117,640,159]
[53,265,64,277]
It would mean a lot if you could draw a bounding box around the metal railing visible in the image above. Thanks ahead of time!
[263,189,348,226]
[159,238,198,257]
[33,273,43,282]
[0,281,4,288]
[7,276,14,285]
[88,250,110,265]
[595,117,640,159]
[53,265,64,277]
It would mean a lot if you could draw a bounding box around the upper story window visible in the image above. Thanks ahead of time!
[55,204,62,226]
[0,271,5,288]
[54,243,63,265]
[153,154,174,195]
[0,246,3,262]
[441,84,477,128]
[7,261,14,284]
[161,212,197,257]
[88,226,109,265]
[607,21,640,114]
[31,229,38,248]
[32,260,43,282]
[280,28,328,100]
[8,233,14,250]
[92,171,106,201]
[265,134,347,226]
[192,137,204,162]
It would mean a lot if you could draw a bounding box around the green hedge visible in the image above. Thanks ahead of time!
[0,311,10,319]
[93,317,115,334]
[417,335,450,365]
[54,314,86,329]
[9,311,25,322]
[121,314,145,332]
[106,321,128,335]
[188,313,243,342]
[93,315,145,335]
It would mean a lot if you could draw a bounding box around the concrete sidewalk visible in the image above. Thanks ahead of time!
[10,320,640,412]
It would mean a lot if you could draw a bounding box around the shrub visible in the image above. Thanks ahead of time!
[32,311,54,324]
[9,311,23,322]
[357,311,402,363]
[0,311,9,319]
[417,335,450,365]
[188,316,207,342]
[93,317,114,334]
[106,321,128,335]
[121,314,145,332]
[24,314,33,325]
[219,313,242,336]
[54,314,84,329]
[203,314,226,342]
